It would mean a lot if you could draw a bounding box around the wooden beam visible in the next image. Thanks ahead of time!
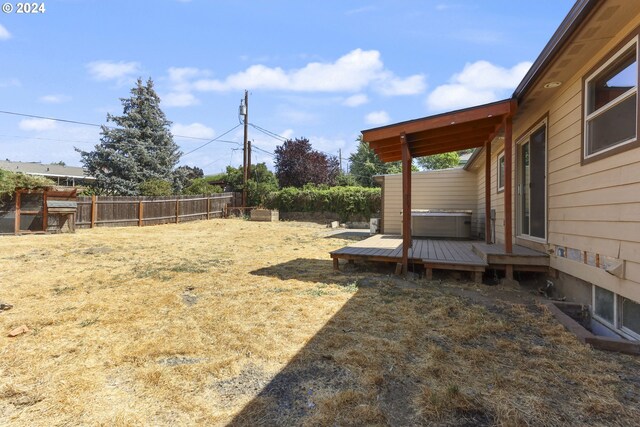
[504,116,513,255]
[376,139,486,162]
[485,143,491,243]
[401,132,411,275]
[373,133,488,155]
[362,99,514,142]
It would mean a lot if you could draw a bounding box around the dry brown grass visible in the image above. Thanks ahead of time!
[1,219,639,426]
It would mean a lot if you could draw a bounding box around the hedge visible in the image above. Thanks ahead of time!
[263,186,381,221]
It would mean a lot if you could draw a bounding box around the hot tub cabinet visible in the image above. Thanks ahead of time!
[410,210,472,239]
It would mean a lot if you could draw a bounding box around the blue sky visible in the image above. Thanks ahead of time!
[0,0,574,174]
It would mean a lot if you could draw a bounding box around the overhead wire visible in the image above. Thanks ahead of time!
[0,109,228,142]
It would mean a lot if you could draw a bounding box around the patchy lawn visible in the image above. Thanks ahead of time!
[1,219,639,426]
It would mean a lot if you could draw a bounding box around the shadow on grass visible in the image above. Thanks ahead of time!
[230,261,640,426]
[227,279,432,426]
[250,258,337,283]
[323,230,371,241]
[250,258,396,284]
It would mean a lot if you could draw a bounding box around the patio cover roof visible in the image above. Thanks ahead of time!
[361,99,516,162]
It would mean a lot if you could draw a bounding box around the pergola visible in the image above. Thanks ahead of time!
[362,99,517,276]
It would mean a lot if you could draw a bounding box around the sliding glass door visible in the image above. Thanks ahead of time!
[518,123,546,240]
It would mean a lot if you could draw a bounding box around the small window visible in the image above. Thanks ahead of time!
[594,286,615,324]
[497,152,505,192]
[584,37,638,161]
[620,297,640,338]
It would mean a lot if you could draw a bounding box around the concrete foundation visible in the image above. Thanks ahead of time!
[552,271,592,306]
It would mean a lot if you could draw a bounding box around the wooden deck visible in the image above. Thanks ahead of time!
[330,234,549,282]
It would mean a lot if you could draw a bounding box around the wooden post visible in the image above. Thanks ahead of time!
[485,141,492,244]
[401,133,412,275]
[90,195,97,228]
[14,191,20,235]
[207,196,211,220]
[138,200,144,227]
[504,116,513,255]
[42,191,48,232]
[175,198,180,223]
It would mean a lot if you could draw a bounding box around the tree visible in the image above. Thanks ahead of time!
[274,137,339,188]
[184,178,222,195]
[224,163,278,206]
[77,78,181,195]
[139,179,173,196]
[416,151,460,171]
[349,136,414,187]
[173,165,204,194]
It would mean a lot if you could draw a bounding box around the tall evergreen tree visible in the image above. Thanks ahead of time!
[77,78,181,195]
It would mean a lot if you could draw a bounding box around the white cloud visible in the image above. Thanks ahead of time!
[365,111,390,126]
[193,49,425,96]
[39,94,71,104]
[162,92,199,107]
[86,60,141,82]
[19,118,57,131]
[377,74,427,96]
[343,94,369,107]
[161,67,208,107]
[426,60,532,112]
[0,24,11,40]
[172,123,215,139]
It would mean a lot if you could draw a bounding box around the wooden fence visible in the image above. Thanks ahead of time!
[76,193,236,229]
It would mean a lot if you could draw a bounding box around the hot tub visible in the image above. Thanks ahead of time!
[409,210,472,239]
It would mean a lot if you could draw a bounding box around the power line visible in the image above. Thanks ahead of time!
[249,123,287,142]
[0,134,95,144]
[0,109,225,142]
[182,124,243,156]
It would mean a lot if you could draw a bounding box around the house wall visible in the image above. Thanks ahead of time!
[381,168,477,235]
[499,15,640,303]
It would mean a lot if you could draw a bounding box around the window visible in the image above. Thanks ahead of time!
[594,286,615,324]
[593,285,640,341]
[621,297,640,338]
[584,36,639,161]
[497,152,505,192]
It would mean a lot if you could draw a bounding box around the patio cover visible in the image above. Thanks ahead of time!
[361,99,517,275]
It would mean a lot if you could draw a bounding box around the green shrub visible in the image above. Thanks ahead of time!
[0,170,54,198]
[139,179,173,196]
[263,185,381,221]
[184,178,222,195]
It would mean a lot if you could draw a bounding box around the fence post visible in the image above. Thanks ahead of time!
[207,196,211,220]
[175,198,179,223]
[90,195,97,228]
[138,200,144,227]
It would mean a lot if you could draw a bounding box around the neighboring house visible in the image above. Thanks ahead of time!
[364,0,640,340]
[0,160,95,187]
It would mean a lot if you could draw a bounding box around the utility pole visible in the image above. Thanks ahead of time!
[240,90,249,208]
[338,148,342,173]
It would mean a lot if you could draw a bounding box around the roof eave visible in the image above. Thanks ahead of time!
[513,0,600,100]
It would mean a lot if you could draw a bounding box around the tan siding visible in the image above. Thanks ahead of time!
[382,169,477,235]
[516,12,640,294]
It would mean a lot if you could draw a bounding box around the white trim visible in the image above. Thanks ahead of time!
[583,36,638,160]
[497,151,505,192]
[592,284,640,341]
[516,118,548,243]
